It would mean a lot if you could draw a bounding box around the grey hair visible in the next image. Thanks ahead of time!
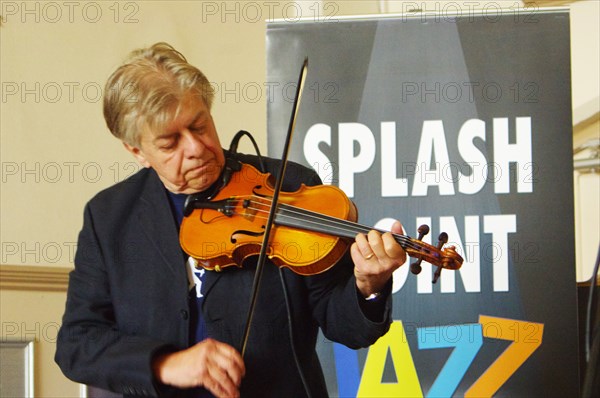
[103,42,215,146]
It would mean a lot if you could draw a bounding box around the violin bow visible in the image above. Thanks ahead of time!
[240,58,309,357]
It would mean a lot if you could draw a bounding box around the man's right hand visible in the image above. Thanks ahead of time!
[152,338,245,398]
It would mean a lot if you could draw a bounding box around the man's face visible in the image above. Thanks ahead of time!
[125,94,225,194]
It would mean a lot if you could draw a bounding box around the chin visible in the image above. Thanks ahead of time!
[187,177,219,193]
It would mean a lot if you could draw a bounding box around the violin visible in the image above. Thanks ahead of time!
[180,162,463,281]
[180,59,461,358]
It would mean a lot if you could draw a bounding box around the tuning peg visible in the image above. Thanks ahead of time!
[436,232,448,249]
[410,259,422,275]
[410,225,430,275]
[417,224,430,240]
[432,232,449,283]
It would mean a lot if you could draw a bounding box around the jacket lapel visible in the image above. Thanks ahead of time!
[136,170,187,282]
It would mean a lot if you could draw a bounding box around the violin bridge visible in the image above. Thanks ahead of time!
[241,198,257,221]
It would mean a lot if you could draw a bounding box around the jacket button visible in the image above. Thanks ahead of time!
[180,309,189,320]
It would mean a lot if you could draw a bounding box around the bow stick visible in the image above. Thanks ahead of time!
[240,58,309,356]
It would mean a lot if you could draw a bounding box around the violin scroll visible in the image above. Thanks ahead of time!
[403,226,463,284]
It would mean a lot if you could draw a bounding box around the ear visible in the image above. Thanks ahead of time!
[123,142,151,168]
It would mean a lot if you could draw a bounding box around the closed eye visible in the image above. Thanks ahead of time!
[189,123,205,134]
[157,135,179,150]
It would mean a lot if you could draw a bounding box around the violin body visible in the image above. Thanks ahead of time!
[180,162,463,278]
[180,162,358,275]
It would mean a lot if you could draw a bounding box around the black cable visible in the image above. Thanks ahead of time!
[278,268,313,398]
[230,130,313,397]
[228,129,312,396]
[585,244,600,362]
[228,130,266,173]
[185,130,262,215]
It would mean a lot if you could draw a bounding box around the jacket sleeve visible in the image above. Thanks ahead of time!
[304,251,393,349]
[281,160,393,348]
[55,203,174,397]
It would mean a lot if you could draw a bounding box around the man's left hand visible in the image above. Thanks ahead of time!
[351,220,406,298]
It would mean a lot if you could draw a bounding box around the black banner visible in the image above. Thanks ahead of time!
[267,9,577,397]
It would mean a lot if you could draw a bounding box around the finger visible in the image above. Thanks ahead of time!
[382,232,406,264]
[350,242,365,264]
[192,340,244,396]
[203,348,242,398]
[205,361,240,398]
[391,220,404,234]
[355,231,376,260]
[366,229,387,260]
[214,344,245,384]
[203,339,245,377]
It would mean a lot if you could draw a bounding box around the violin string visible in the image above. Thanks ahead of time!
[275,204,426,252]
[232,195,370,237]
[251,199,426,253]
[222,195,426,252]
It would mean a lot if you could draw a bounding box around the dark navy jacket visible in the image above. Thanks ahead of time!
[55,153,392,397]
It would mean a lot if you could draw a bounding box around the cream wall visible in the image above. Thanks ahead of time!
[1,1,598,396]
[0,268,80,397]
[574,117,600,282]
[1,1,274,263]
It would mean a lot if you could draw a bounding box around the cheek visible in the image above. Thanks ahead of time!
[156,154,186,179]
[211,136,225,159]
[205,125,223,152]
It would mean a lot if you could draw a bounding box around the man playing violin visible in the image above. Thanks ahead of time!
[55,42,406,398]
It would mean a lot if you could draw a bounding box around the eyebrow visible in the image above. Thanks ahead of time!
[152,110,208,141]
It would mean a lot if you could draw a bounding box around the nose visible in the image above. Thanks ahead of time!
[182,130,205,158]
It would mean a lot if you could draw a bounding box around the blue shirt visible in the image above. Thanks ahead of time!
[166,190,213,398]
